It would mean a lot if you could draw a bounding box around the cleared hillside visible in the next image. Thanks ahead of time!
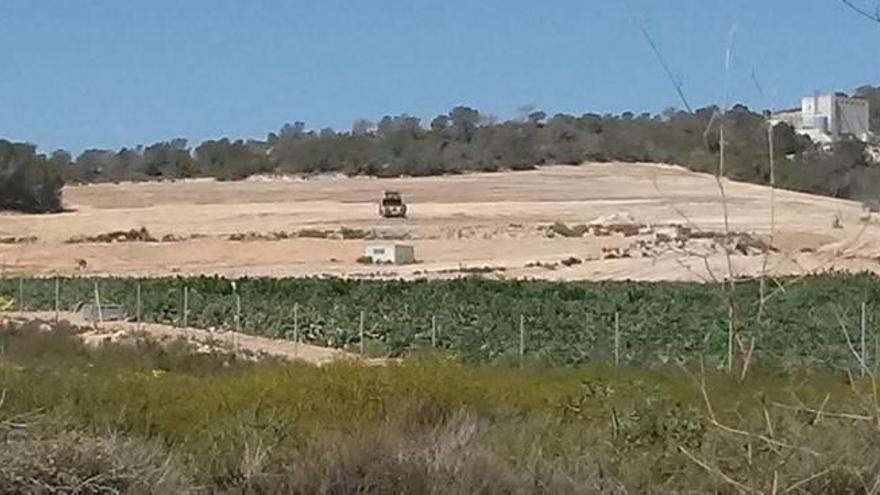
[0,162,876,281]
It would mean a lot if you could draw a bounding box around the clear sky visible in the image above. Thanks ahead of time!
[0,0,877,153]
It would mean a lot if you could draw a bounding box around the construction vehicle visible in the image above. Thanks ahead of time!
[379,191,407,218]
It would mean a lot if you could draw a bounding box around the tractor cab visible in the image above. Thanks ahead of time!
[379,191,407,218]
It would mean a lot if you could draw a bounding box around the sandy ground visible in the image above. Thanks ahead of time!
[0,162,877,281]
[1,311,382,366]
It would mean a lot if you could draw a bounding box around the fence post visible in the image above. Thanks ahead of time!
[54,277,60,323]
[136,282,142,330]
[17,278,23,311]
[359,311,365,356]
[614,311,620,367]
[861,302,868,376]
[234,292,241,353]
[431,314,437,348]
[874,302,880,373]
[727,306,734,373]
[94,282,103,324]
[519,315,525,363]
[183,286,189,328]
[293,302,299,359]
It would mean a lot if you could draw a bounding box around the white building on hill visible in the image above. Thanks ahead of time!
[772,93,870,144]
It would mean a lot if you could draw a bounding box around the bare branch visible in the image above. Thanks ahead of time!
[771,401,873,422]
[835,307,871,376]
[685,361,821,455]
[638,21,693,113]
[678,445,753,493]
[840,0,880,23]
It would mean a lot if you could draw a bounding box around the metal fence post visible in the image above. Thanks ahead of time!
[94,282,103,324]
[183,286,189,328]
[614,311,620,367]
[861,302,868,376]
[359,311,365,356]
[235,292,241,353]
[727,306,734,372]
[54,277,60,323]
[294,303,300,359]
[136,282,142,330]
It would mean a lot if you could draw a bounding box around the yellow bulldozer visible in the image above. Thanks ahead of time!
[379,191,407,218]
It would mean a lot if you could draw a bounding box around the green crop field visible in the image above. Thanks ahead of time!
[3,272,880,369]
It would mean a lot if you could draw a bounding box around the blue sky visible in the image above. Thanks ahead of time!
[0,0,878,153]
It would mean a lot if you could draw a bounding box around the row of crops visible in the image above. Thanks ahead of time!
[3,273,880,368]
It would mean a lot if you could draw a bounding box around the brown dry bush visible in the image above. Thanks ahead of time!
[244,412,625,495]
[0,427,192,494]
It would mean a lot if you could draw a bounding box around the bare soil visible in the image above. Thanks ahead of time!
[1,311,381,366]
[1,162,877,281]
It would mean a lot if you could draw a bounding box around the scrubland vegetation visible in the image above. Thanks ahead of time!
[2,320,879,493]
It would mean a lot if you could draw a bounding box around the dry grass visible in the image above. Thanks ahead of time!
[0,427,191,494]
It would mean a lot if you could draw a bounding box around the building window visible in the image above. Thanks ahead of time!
[372,248,385,255]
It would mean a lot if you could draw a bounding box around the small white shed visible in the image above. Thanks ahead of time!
[364,243,415,265]
[77,302,125,322]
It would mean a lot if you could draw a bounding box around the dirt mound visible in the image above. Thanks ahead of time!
[818,237,880,258]
[160,233,202,242]
[226,227,405,242]
[546,213,646,238]
[0,235,37,244]
[589,212,638,226]
[229,231,294,241]
[66,227,158,244]
[603,229,775,260]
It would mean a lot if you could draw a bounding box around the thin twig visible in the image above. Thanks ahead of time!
[771,401,872,422]
[678,445,752,493]
[638,21,693,113]
[715,26,740,373]
[834,307,880,424]
[759,116,777,321]
[783,467,834,493]
[840,0,880,23]
[687,361,820,455]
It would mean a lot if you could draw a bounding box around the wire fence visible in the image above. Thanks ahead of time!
[2,275,878,370]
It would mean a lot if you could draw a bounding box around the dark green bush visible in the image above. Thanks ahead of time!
[0,140,63,213]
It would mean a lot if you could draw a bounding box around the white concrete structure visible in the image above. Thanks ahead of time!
[772,93,870,144]
[364,243,415,264]
[77,302,125,322]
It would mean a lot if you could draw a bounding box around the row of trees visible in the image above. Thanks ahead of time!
[3,87,880,213]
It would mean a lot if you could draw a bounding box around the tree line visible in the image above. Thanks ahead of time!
[2,85,879,213]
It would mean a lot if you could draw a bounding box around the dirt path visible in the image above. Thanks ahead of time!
[1,311,383,366]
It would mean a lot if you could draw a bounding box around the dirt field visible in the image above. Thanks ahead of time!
[1,162,877,281]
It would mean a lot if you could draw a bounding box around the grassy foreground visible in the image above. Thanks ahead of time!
[2,321,880,493]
